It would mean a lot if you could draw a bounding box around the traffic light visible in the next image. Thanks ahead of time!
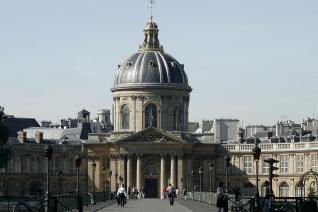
[264,158,279,196]
[264,158,279,180]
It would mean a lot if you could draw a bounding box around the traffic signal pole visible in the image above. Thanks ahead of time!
[264,158,279,212]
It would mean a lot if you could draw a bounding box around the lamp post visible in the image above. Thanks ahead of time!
[224,155,231,193]
[44,144,53,212]
[186,173,190,193]
[191,170,195,194]
[109,170,112,200]
[75,155,82,212]
[209,163,214,192]
[198,167,203,192]
[56,171,63,195]
[102,167,106,201]
[252,144,261,211]
[224,155,231,212]
[91,161,96,205]
[181,177,184,190]
[115,173,118,191]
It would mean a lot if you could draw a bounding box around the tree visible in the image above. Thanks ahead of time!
[0,106,12,168]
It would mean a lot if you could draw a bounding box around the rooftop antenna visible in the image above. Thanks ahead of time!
[149,0,155,21]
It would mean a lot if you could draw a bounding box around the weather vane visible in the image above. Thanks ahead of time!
[149,0,155,20]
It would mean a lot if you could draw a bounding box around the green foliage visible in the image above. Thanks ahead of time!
[0,106,12,168]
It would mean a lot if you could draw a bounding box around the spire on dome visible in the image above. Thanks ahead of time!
[139,0,162,51]
[139,17,161,50]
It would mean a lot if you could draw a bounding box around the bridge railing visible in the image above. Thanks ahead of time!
[0,191,112,212]
[186,192,318,212]
[186,192,252,211]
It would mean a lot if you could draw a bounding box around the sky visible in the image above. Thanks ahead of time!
[0,0,317,126]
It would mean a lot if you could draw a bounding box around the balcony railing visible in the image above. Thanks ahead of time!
[223,142,318,153]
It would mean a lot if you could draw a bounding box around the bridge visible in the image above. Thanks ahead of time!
[94,199,218,212]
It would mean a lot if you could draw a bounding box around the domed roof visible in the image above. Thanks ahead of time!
[112,18,191,91]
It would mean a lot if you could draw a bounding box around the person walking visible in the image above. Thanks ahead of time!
[117,184,127,207]
[167,183,175,206]
[216,182,226,212]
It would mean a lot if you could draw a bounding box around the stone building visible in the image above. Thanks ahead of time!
[85,17,218,198]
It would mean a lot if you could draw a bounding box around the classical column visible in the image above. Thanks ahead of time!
[160,156,166,194]
[171,156,176,186]
[177,156,184,191]
[127,157,132,189]
[136,155,142,190]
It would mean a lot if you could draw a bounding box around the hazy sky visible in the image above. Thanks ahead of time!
[1,0,317,126]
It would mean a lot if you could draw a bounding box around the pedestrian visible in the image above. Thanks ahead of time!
[233,187,241,201]
[117,184,127,207]
[182,188,187,199]
[167,183,175,206]
[263,181,270,212]
[216,182,226,212]
[175,187,179,199]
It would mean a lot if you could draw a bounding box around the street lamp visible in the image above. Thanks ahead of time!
[198,167,203,192]
[56,171,63,195]
[44,144,53,212]
[75,155,82,212]
[181,177,184,190]
[224,155,231,193]
[209,163,214,192]
[102,167,106,201]
[191,170,195,194]
[186,173,190,192]
[91,161,96,205]
[109,170,112,200]
[115,173,118,191]
[252,143,261,210]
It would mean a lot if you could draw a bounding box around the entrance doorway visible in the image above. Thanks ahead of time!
[144,178,158,198]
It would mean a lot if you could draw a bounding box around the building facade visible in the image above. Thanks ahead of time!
[85,17,218,198]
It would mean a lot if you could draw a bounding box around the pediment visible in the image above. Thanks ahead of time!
[116,128,184,144]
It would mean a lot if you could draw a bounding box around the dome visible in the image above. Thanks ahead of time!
[112,18,191,91]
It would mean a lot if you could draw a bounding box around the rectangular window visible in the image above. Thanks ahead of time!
[296,155,304,173]
[280,155,289,174]
[311,154,317,172]
[244,156,253,174]
[30,156,40,173]
[262,155,270,174]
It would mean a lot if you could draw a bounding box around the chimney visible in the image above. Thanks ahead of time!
[18,130,27,144]
[35,131,43,143]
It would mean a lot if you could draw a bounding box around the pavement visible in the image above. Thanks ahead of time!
[83,200,116,212]
[95,198,218,212]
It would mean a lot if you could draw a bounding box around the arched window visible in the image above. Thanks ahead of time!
[173,109,182,130]
[121,105,130,130]
[279,181,289,197]
[145,104,157,128]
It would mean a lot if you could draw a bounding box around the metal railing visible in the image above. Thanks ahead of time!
[0,191,112,212]
[186,192,318,212]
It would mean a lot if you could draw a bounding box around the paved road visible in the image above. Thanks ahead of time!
[96,199,218,212]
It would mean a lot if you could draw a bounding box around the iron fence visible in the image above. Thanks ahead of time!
[186,192,318,212]
[0,191,112,212]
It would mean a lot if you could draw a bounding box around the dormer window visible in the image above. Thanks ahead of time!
[171,62,175,67]
[126,62,132,67]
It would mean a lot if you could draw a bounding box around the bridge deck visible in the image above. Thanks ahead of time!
[96,199,218,212]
